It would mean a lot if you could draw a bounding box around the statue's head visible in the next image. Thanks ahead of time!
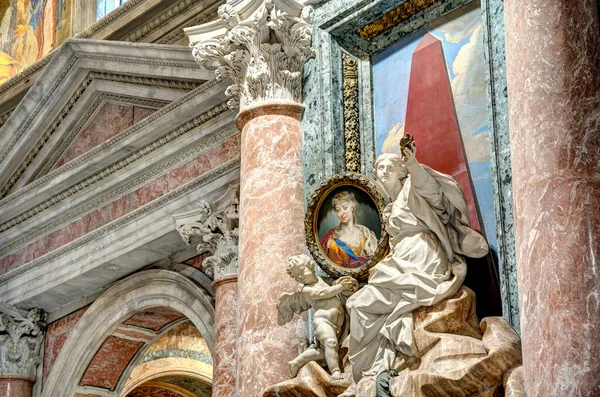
[374,153,407,196]
[286,254,317,284]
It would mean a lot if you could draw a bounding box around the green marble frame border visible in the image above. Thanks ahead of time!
[302,0,520,331]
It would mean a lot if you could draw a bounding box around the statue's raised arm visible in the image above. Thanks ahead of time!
[340,145,489,396]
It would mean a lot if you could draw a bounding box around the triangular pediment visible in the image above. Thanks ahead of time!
[0,39,214,198]
[49,101,160,172]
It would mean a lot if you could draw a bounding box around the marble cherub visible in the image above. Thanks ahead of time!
[277,254,358,380]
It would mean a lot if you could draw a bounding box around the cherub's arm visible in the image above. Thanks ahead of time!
[302,284,345,301]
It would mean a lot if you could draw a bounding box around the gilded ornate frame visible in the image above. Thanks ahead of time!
[305,173,389,280]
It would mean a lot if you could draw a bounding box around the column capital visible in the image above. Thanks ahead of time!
[185,0,315,111]
[173,186,239,280]
[0,308,46,379]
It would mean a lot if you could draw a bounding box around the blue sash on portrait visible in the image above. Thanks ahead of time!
[333,238,359,261]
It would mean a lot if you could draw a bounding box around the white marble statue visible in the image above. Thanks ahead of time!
[278,254,358,380]
[339,143,489,396]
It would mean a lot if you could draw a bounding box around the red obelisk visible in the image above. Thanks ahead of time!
[405,32,481,230]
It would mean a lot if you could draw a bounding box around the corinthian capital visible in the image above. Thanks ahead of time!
[173,186,239,280]
[0,308,46,379]
[185,0,315,111]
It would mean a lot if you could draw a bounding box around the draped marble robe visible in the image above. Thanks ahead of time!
[346,166,488,382]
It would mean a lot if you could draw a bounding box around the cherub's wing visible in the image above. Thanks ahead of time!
[277,291,311,326]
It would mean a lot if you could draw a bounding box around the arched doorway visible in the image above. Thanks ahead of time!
[121,321,213,397]
[42,269,215,397]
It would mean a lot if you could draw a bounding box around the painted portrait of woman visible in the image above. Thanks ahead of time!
[318,191,378,268]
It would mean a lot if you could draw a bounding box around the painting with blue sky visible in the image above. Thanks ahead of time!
[372,1,497,251]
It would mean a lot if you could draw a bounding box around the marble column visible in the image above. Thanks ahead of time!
[186,1,314,394]
[174,187,241,397]
[211,275,238,397]
[0,377,34,397]
[235,103,306,395]
[504,1,600,396]
[0,309,45,397]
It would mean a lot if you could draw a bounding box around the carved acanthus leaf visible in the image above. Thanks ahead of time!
[189,0,315,111]
[0,309,46,379]
[175,189,239,279]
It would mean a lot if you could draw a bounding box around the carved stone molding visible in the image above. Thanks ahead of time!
[0,101,230,234]
[0,71,201,198]
[0,158,240,286]
[0,78,221,210]
[173,186,239,279]
[0,309,46,379]
[186,0,315,111]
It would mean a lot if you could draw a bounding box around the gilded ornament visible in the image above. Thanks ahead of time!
[342,53,361,173]
[305,173,389,281]
[357,0,439,41]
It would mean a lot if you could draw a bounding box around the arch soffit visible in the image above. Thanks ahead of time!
[120,362,213,396]
[42,269,215,397]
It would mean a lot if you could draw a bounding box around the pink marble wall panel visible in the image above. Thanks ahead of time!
[54,103,158,169]
[80,336,144,390]
[124,308,185,332]
[236,105,306,396]
[0,134,241,276]
[0,376,33,397]
[184,253,209,271]
[211,276,237,397]
[504,1,600,396]
[133,107,157,124]
[43,306,89,384]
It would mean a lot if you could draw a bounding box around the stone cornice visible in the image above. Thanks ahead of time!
[0,40,208,193]
[0,72,197,198]
[0,0,194,101]
[0,80,224,221]
[156,4,220,45]
[0,100,231,236]
[124,0,199,43]
[0,123,236,260]
[0,158,240,286]
[78,0,148,39]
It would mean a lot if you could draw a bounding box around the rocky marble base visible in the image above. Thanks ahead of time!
[260,288,525,397]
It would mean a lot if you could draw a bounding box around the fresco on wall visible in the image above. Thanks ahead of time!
[373,1,497,252]
[0,0,72,84]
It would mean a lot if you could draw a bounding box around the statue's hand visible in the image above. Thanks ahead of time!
[402,142,417,167]
[336,276,358,293]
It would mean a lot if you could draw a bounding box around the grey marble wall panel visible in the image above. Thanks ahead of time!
[358,56,376,177]
[303,28,345,202]
[481,0,520,332]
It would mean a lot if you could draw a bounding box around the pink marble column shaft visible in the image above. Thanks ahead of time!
[211,275,238,397]
[0,376,33,397]
[504,1,600,395]
[236,102,306,396]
